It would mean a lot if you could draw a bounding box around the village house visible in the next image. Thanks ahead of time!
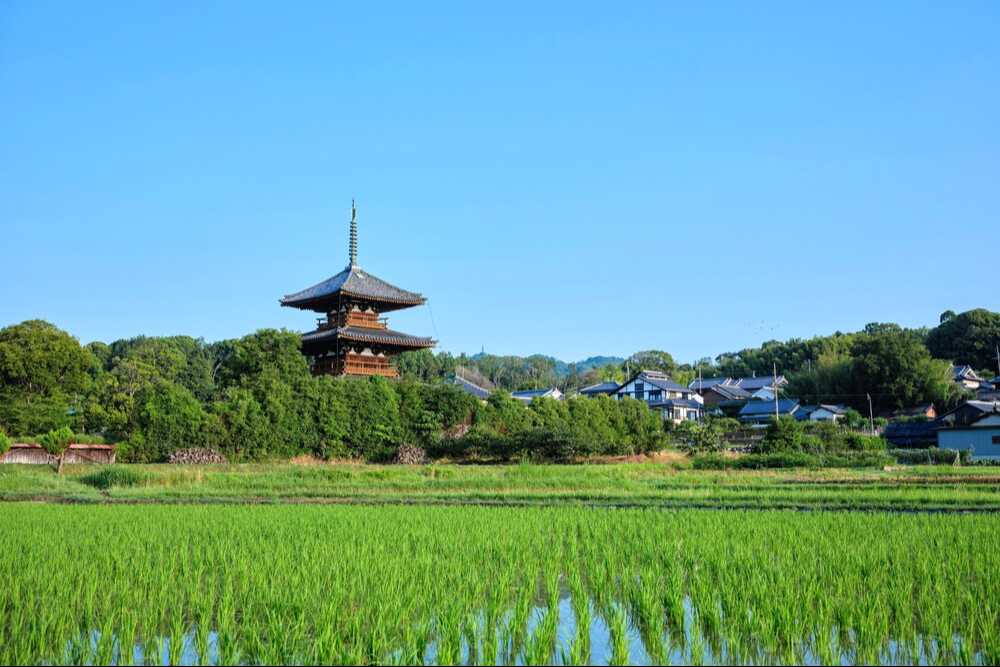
[937,400,1000,427]
[888,404,938,421]
[795,404,849,423]
[700,383,751,411]
[511,388,564,404]
[451,375,491,401]
[952,365,987,391]
[615,370,703,423]
[937,411,1000,461]
[738,398,800,424]
[735,374,788,393]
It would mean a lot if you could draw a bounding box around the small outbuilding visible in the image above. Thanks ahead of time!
[1,442,117,465]
[937,413,1000,461]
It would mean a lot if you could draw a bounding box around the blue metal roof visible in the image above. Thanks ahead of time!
[688,377,732,390]
[580,381,620,395]
[739,398,800,417]
[453,376,491,399]
[735,375,786,391]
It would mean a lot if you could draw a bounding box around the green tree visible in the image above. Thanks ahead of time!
[0,426,10,458]
[851,328,959,411]
[623,350,677,376]
[0,320,96,435]
[39,426,74,473]
[926,308,1000,372]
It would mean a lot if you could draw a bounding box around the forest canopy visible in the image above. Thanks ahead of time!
[0,308,993,461]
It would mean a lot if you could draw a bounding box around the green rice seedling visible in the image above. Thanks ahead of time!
[1,504,999,665]
[606,603,630,666]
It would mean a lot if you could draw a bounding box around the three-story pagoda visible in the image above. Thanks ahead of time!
[280,202,435,377]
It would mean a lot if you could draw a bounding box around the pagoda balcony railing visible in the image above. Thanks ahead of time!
[340,356,398,378]
[318,312,389,330]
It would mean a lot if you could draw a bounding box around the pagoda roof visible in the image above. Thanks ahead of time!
[301,325,435,350]
[281,265,426,313]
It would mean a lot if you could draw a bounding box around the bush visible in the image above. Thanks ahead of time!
[79,466,148,489]
[890,448,969,465]
[0,426,10,457]
[758,417,805,453]
[841,432,887,452]
[693,451,893,470]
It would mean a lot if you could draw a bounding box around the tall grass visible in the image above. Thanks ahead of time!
[0,504,998,665]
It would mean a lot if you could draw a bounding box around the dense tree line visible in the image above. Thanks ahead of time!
[0,321,665,462]
[401,308,998,412]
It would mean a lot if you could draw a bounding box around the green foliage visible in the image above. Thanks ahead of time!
[0,426,10,457]
[39,426,74,457]
[78,466,148,489]
[890,448,970,465]
[673,419,725,453]
[927,308,1000,372]
[851,328,959,411]
[693,451,893,469]
[622,350,677,376]
[0,320,95,435]
[759,416,806,453]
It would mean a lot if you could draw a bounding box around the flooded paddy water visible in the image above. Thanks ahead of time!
[3,503,998,665]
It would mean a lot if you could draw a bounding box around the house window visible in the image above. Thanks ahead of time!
[649,390,662,402]
[993,436,1000,445]
[687,411,697,421]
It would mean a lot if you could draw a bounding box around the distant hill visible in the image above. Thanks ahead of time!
[470,352,624,378]
[553,355,625,377]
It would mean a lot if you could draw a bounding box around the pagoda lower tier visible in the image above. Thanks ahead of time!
[301,325,435,378]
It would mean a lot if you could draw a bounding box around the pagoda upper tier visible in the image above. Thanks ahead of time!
[280,264,426,313]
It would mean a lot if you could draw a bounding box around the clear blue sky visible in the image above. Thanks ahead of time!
[2,1,997,363]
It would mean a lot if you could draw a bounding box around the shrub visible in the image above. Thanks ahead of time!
[79,466,148,490]
[841,432,887,452]
[890,448,969,465]
[673,420,724,453]
[0,426,10,457]
[757,416,805,453]
[693,451,893,470]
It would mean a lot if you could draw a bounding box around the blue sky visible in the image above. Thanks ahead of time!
[2,1,997,362]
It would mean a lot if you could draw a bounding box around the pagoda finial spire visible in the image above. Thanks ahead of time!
[348,199,358,267]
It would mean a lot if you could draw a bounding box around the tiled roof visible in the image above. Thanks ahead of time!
[735,375,786,391]
[281,265,425,312]
[739,398,799,417]
[688,377,732,390]
[707,384,751,400]
[301,326,435,349]
[650,398,703,410]
[580,382,620,395]
[512,388,557,399]
[453,376,491,399]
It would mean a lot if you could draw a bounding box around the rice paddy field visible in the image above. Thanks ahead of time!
[2,502,999,666]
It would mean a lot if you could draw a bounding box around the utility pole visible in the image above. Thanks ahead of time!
[995,344,999,378]
[867,393,875,435]
[773,362,780,420]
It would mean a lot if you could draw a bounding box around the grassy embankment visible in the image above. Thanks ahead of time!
[1,504,997,665]
[2,462,1000,511]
